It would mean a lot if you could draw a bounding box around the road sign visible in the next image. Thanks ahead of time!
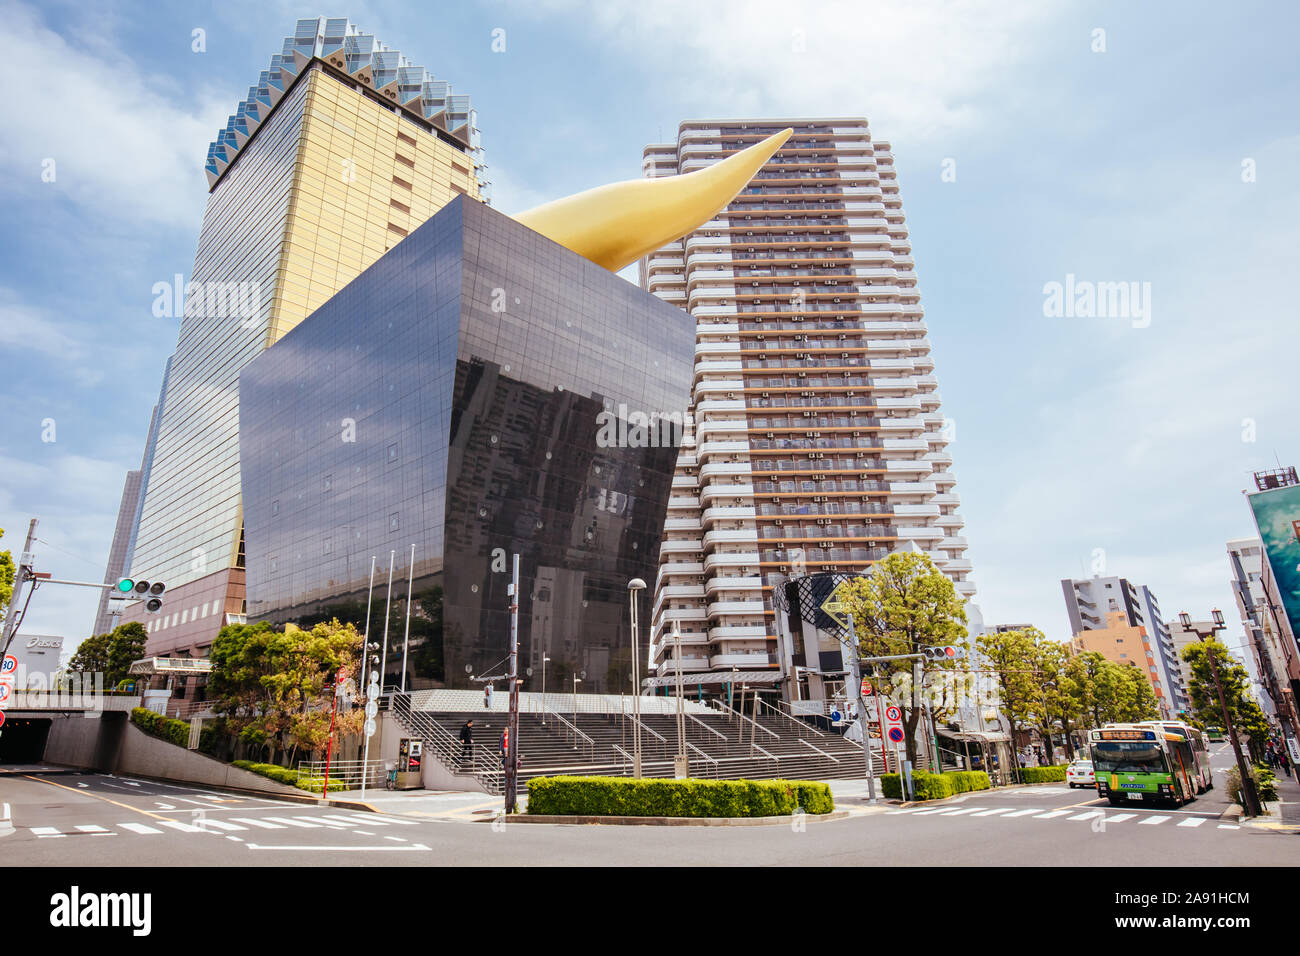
[0,684,11,705]
[820,595,850,630]
[0,711,5,727]
[364,718,377,737]
[336,666,349,684]
[367,682,380,698]
[860,678,872,697]
[887,726,905,743]
[1,654,16,675]
[365,701,378,719]
[830,710,842,723]
[885,705,901,722]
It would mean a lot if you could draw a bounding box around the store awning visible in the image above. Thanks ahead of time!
[642,670,783,690]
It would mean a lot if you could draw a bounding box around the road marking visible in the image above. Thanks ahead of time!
[1139,815,1171,825]
[322,814,395,827]
[263,817,323,829]
[384,836,406,842]
[32,827,65,838]
[1032,810,1072,819]
[1001,808,1044,818]
[229,818,288,829]
[938,807,986,816]
[159,820,208,834]
[906,807,953,815]
[226,836,243,842]
[156,803,175,810]
[1067,810,1103,821]
[971,808,1016,817]
[298,816,351,828]
[196,819,247,832]
[75,824,114,834]
[119,823,164,835]
[1103,813,1137,823]
[22,775,170,822]
[1177,817,1208,828]
[246,843,432,852]
[1218,824,1240,829]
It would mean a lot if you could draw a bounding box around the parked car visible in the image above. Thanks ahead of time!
[1066,759,1095,788]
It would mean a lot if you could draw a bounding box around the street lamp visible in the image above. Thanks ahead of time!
[1179,609,1261,817]
[572,675,582,730]
[541,655,551,726]
[628,578,646,777]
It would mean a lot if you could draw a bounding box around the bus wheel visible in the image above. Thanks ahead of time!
[1107,796,1126,807]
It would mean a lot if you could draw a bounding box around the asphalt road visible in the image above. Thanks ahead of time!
[0,755,1293,866]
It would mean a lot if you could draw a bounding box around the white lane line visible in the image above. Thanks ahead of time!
[971,808,1016,817]
[1067,810,1103,821]
[119,823,164,835]
[906,808,953,816]
[1001,808,1045,818]
[384,836,406,842]
[1218,824,1240,830]
[246,843,431,852]
[196,819,247,832]
[328,813,420,827]
[226,836,243,842]
[938,807,987,816]
[159,820,209,834]
[1032,810,1072,819]
[1177,817,1208,828]
[155,803,175,810]
[1103,813,1137,823]
[321,815,385,827]
[32,827,65,838]
[263,817,323,829]
[296,816,352,829]
[75,825,114,834]
[229,818,288,830]
[1139,815,1171,825]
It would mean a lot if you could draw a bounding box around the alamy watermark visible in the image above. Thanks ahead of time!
[1042,274,1151,328]
[596,405,685,448]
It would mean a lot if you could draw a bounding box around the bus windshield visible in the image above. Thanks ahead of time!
[1091,741,1168,774]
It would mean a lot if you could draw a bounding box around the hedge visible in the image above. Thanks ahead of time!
[526,776,834,817]
[232,760,348,794]
[1019,765,1067,783]
[881,769,991,801]
[130,707,190,748]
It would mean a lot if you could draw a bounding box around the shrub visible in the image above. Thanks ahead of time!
[1225,764,1278,806]
[881,768,991,801]
[526,776,834,817]
[1019,765,1068,784]
[130,707,190,748]
[231,760,347,793]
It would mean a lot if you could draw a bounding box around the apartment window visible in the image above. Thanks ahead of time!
[397,131,417,148]
[395,153,415,169]
[393,175,413,191]
[388,223,408,237]
[390,198,410,215]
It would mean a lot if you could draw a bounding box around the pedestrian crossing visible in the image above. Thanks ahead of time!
[887,804,1236,830]
[25,811,421,839]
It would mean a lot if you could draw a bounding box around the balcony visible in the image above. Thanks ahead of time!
[708,626,771,642]
[702,528,760,548]
[701,505,756,526]
[704,576,764,594]
[710,651,776,669]
[703,551,762,573]
[699,483,754,504]
[707,600,767,617]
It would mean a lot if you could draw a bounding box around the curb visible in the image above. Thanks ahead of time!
[1220,803,1243,821]
[497,810,848,827]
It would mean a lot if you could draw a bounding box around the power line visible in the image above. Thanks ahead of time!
[33,536,103,571]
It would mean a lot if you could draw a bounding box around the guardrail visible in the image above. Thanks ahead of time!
[296,759,386,789]
[549,711,596,759]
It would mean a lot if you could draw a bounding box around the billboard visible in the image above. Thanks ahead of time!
[1246,483,1300,641]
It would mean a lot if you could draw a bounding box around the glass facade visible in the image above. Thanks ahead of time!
[122,20,483,661]
[239,198,695,693]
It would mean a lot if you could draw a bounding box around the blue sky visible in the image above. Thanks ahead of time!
[2,0,1297,664]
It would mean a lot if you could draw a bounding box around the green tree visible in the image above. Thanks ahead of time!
[975,627,1041,774]
[838,551,968,766]
[0,528,15,630]
[1034,638,1080,761]
[1113,662,1159,722]
[208,619,362,766]
[67,622,147,687]
[1182,638,1271,759]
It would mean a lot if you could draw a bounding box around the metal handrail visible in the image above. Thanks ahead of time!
[767,698,830,737]
[686,742,719,778]
[715,699,779,739]
[390,692,505,793]
[622,706,669,744]
[550,711,596,757]
[798,737,840,762]
[751,742,781,764]
[685,712,728,742]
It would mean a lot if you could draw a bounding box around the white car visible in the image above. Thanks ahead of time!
[1066,759,1095,788]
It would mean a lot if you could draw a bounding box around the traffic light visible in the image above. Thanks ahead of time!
[116,578,166,614]
[922,644,966,662]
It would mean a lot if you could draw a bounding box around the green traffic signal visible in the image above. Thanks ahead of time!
[116,578,135,593]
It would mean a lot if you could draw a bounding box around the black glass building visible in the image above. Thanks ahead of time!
[239,197,695,692]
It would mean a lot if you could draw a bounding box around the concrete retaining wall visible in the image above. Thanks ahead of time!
[41,712,125,771]
[114,723,306,796]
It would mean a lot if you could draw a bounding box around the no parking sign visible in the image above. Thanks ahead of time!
[882,704,904,741]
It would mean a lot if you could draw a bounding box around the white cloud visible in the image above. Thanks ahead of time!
[0,1,230,230]
[517,0,1061,145]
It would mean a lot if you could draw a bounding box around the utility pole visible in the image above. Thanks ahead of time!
[846,611,878,803]
[504,554,521,813]
[1,519,39,658]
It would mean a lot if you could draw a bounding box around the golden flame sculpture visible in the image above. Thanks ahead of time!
[513,128,793,272]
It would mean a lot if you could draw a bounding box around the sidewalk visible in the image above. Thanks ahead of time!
[1262,763,1300,825]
